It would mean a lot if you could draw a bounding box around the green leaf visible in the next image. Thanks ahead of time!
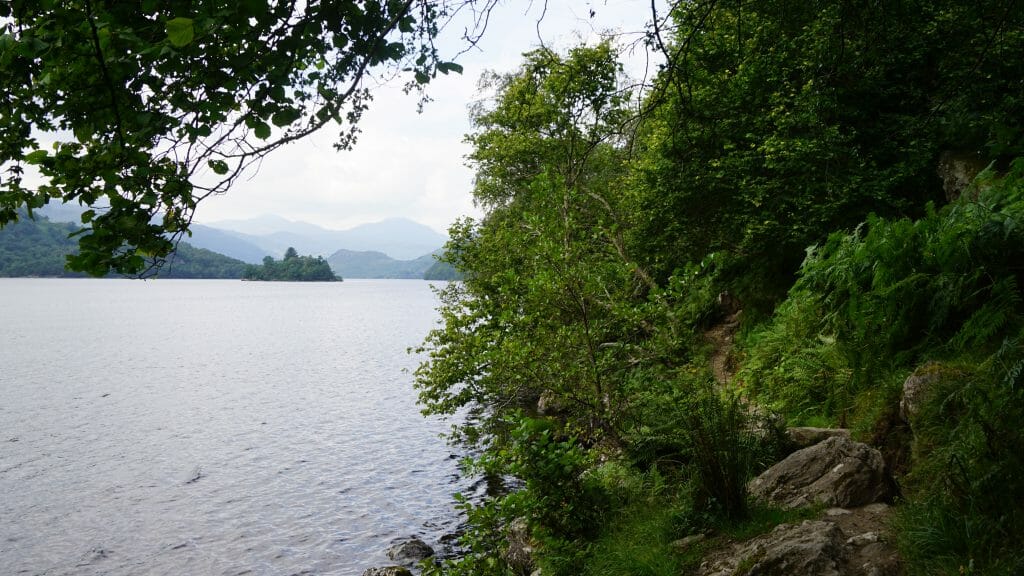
[240,0,267,17]
[24,150,48,164]
[386,41,405,59]
[271,108,301,127]
[438,62,463,75]
[81,209,95,223]
[0,33,15,53]
[253,122,271,139]
[165,17,194,47]
[208,159,229,175]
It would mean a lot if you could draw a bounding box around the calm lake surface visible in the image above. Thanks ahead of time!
[0,278,469,576]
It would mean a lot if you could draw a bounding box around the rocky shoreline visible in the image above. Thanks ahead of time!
[365,364,955,576]
[698,433,901,576]
[361,537,436,575]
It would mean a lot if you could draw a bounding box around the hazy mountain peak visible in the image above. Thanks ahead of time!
[197,215,448,260]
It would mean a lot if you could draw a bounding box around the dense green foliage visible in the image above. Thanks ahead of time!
[158,242,250,279]
[743,163,1024,574]
[632,0,1023,309]
[1,0,469,276]
[415,1,1024,574]
[0,213,247,278]
[242,247,339,281]
[744,163,1024,424]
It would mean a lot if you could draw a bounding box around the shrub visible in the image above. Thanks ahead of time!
[743,158,1024,427]
[896,333,1024,575]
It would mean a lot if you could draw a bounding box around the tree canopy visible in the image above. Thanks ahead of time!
[631,0,1024,306]
[415,2,1024,574]
[0,0,474,276]
[242,248,339,281]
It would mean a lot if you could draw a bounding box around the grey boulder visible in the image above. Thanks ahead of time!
[748,435,892,509]
[787,427,850,448]
[386,538,434,565]
[699,517,900,576]
[701,520,845,576]
[900,361,954,425]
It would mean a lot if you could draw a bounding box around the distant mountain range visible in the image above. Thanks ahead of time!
[33,205,452,279]
[186,224,269,264]
[203,214,448,261]
[326,249,438,279]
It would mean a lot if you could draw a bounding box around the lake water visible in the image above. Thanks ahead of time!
[0,279,469,576]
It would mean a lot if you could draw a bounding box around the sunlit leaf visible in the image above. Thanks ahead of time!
[165,17,194,47]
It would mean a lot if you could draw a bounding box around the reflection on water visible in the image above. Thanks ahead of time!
[0,279,468,576]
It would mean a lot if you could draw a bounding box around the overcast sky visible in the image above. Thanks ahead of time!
[195,1,665,234]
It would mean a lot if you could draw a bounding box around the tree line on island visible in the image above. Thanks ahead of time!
[242,247,339,281]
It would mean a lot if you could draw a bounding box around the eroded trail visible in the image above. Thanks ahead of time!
[704,310,742,386]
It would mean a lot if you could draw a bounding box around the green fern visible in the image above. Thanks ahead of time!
[743,156,1024,431]
[950,277,1022,352]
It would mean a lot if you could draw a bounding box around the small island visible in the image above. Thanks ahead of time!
[242,247,341,281]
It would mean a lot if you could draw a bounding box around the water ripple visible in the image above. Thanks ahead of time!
[0,279,468,576]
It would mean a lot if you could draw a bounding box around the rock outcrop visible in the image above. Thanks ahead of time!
[386,538,434,566]
[503,517,536,575]
[787,427,851,448]
[748,435,892,509]
[702,520,846,576]
[671,533,707,552]
[699,504,901,576]
[899,361,951,425]
[362,567,413,576]
[536,390,567,417]
[937,150,988,201]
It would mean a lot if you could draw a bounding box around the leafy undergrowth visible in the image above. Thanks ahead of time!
[578,486,822,576]
[736,163,1024,574]
[434,163,1024,572]
[579,494,686,576]
[714,503,823,543]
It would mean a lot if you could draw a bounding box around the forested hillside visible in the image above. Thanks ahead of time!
[325,249,436,279]
[422,259,462,281]
[0,214,81,276]
[0,215,248,278]
[416,2,1024,575]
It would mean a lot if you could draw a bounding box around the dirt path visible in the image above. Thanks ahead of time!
[704,311,742,386]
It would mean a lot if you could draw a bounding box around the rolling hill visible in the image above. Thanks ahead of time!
[325,249,439,279]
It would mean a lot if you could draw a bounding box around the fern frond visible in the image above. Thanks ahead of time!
[950,277,1022,352]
